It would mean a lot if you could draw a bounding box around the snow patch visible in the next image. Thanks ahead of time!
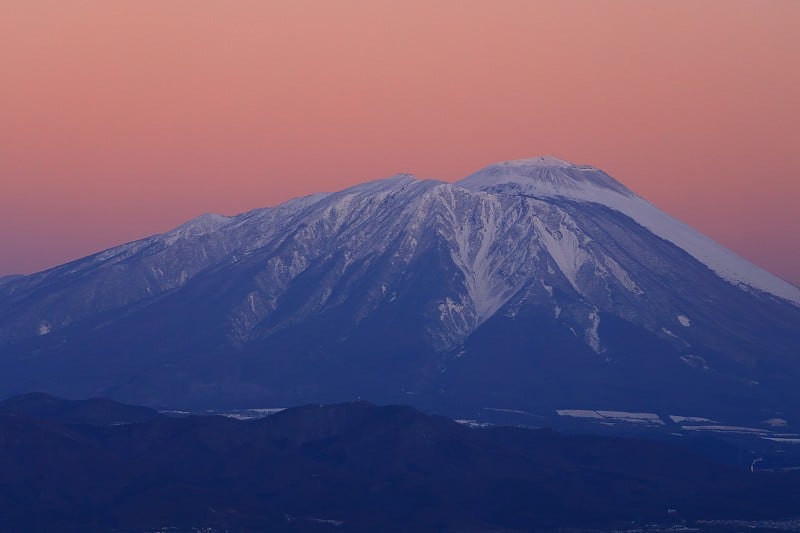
[604,256,644,295]
[669,415,717,424]
[206,407,286,420]
[662,328,679,339]
[455,419,490,428]
[585,309,602,353]
[532,216,589,293]
[680,354,709,370]
[682,425,769,435]
[438,297,466,321]
[541,281,561,318]
[557,409,663,425]
[596,410,663,424]
[437,297,472,343]
[484,407,533,416]
[556,409,605,419]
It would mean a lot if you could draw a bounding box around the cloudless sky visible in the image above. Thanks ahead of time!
[1,1,798,284]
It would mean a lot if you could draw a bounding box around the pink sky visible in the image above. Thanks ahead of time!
[1,1,798,285]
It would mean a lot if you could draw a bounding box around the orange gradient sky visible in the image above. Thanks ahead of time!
[1,1,799,284]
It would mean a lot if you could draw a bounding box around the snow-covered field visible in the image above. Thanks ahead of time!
[556,409,665,425]
[162,408,286,420]
[557,408,800,443]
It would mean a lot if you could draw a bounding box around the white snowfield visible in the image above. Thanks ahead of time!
[458,156,800,306]
[559,411,800,441]
[680,425,769,435]
[669,415,717,424]
[556,409,664,425]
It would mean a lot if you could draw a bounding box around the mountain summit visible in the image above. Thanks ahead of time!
[1,158,798,422]
[459,156,635,197]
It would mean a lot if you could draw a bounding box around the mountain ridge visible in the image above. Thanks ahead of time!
[7,157,798,304]
[3,395,799,531]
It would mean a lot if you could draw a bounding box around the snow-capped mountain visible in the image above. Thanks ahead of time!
[1,157,798,423]
[460,156,800,305]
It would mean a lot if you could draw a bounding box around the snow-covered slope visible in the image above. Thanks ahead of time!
[458,156,800,306]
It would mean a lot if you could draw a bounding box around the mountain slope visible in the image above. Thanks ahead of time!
[459,156,800,305]
[0,392,161,425]
[0,157,798,422]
